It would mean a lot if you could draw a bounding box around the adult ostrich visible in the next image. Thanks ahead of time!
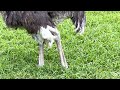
[1,11,86,69]
[48,11,86,34]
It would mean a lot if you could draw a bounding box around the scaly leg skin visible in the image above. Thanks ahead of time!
[38,43,44,66]
[32,34,44,67]
[79,15,86,35]
[75,15,86,35]
[48,26,68,68]
[55,35,68,69]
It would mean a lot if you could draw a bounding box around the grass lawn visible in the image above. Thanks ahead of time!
[0,11,120,79]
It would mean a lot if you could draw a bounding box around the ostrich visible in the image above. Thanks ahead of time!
[48,11,86,34]
[1,11,86,69]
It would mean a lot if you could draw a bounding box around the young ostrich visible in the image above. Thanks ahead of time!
[1,11,86,69]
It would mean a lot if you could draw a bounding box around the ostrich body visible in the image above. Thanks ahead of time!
[1,11,86,68]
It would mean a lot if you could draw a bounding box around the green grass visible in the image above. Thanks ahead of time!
[0,11,120,79]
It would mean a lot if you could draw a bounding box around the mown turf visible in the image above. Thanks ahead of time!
[0,11,120,79]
